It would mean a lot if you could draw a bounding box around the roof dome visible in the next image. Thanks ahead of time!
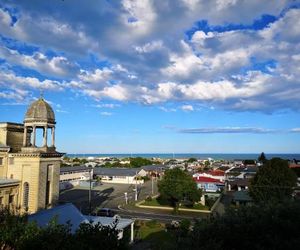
[24,98,55,124]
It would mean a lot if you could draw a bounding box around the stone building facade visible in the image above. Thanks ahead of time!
[0,98,63,214]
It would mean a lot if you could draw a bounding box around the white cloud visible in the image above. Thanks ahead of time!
[100,111,113,116]
[0,70,64,91]
[0,2,299,113]
[134,40,163,53]
[0,8,100,55]
[83,84,130,101]
[0,46,78,77]
[78,68,112,84]
[122,0,157,34]
[179,127,276,134]
[290,128,300,133]
[181,105,194,112]
[93,103,121,109]
[159,106,177,112]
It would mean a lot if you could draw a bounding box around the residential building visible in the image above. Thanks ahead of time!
[94,167,146,184]
[193,176,225,192]
[59,166,93,190]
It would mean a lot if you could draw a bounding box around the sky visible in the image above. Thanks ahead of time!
[0,0,300,154]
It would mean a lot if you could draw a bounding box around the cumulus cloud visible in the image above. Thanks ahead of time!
[0,70,64,91]
[78,68,112,84]
[0,8,99,55]
[0,1,299,112]
[0,45,79,78]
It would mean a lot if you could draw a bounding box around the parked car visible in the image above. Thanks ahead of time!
[95,208,115,217]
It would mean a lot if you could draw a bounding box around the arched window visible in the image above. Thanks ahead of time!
[23,182,29,210]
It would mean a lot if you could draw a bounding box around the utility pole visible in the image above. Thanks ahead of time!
[88,168,92,215]
[135,170,138,201]
[151,175,154,195]
[124,192,128,204]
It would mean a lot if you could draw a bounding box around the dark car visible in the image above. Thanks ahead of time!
[96,208,115,217]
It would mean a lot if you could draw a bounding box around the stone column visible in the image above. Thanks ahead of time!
[43,126,48,147]
[23,126,27,146]
[32,126,36,147]
[51,127,55,147]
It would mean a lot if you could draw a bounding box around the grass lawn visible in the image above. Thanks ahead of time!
[142,197,170,207]
[134,220,175,249]
[141,197,210,210]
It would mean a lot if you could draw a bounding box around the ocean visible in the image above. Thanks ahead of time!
[66,153,300,160]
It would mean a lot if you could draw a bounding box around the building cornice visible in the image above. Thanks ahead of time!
[9,152,65,158]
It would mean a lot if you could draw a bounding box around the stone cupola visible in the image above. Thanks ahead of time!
[22,97,56,153]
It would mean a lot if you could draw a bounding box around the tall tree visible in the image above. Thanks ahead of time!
[158,168,201,212]
[258,152,267,164]
[249,157,297,203]
[178,201,300,250]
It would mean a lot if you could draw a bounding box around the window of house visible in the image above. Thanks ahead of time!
[0,196,3,205]
[0,157,3,165]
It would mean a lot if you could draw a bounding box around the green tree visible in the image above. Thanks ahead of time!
[130,157,152,168]
[249,157,297,203]
[73,157,80,163]
[258,152,267,164]
[63,156,70,161]
[243,159,256,165]
[0,208,126,250]
[80,158,88,164]
[158,168,201,212]
[177,201,300,250]
[187,158,197,163]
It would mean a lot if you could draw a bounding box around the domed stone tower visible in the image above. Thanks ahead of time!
[22,97,56,153]
[0,96,64,214]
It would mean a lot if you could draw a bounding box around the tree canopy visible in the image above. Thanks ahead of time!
[158,168,201,211]
[99,157,153,168]
[0,209,127,250]
[176,201,300,250]
[249,157,297,203]
[129,157,152,168]
[187,158,197,163]
[258,152,267,163]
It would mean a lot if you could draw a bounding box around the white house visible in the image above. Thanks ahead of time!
[60,166,93,190]
[94,167,147,184]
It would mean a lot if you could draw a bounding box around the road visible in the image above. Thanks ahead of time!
[59,179,158,214]
[115,207,208,223]
[59,180,209,222]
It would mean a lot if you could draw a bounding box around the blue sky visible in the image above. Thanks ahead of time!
[0,0,300,154]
